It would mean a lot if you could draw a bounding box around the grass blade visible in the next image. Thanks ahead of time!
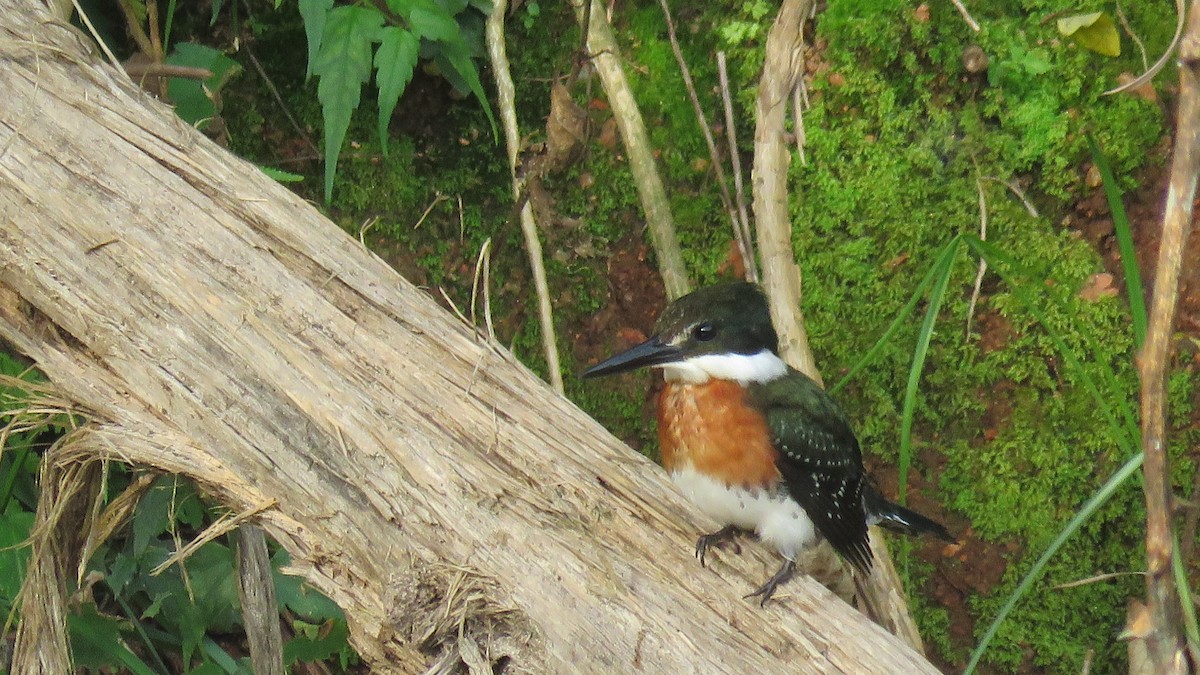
[1086,135,1147,347]
[830,234,963,395]
[964,451,1144,673]
[897,237,961,503]
[1173,531,1200,654]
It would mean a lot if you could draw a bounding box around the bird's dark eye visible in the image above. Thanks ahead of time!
[692,323,716,341]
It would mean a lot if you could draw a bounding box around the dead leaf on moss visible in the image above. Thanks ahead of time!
[1080,272,1118,301]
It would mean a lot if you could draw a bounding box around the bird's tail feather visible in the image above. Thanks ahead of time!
[865,490,954,542]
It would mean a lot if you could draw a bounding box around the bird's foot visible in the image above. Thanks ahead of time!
[745,559,796,607]
[695,525,743,567]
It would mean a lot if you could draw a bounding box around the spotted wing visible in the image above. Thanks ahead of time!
[750,369,872,572]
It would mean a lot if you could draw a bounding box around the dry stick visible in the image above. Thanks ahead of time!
[486,0,564,394]
[791,78,807,165]
[752,0,926,652]
[718,52,759,282]
[236,525,285,675]
[655,0,757,282]
[114,0,154,57]
[753,0,819,379]
[1116,3,1151,72]
[1137,2,1200,670]
[950,0,981,32]
[12,454,102,674]
[571,0,691,300]
[965,176,988,338]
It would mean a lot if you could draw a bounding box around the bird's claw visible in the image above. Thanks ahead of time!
[695,525,743,567]
[744,559,796,607]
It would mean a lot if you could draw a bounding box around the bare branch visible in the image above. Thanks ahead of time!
[1136,1,1200,670]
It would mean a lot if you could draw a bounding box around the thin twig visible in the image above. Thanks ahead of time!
[1080,648,1095,675]
[980,176,1040,218]
[146,0,163,62]
[115,0,154,55]
[656,0,755,281]
[718,52,758,282]
[1053,570,1145,590]
[412,193,448,229]
[71,0,122,71]
[571,0,691,299]
[358,216,380,245]
[965,176,988,338]
[122,62,213,81]
[487,0,564,393]
[950,0,981,32]
[239,8,321,157]
[1104,0,1184,96]
[1116,3,1150,73]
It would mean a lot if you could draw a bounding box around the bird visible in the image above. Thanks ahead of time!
[583,282,952,604]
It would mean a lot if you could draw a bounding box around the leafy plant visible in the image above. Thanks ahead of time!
[299,0,497,201]
[1,349,357,672]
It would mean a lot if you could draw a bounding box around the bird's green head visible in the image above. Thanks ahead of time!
[582,282,786,385]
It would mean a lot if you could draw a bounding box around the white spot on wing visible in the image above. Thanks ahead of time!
[671,465,816,560]
[658,350,788,385]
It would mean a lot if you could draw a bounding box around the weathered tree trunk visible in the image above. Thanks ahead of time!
[0,4,938,673]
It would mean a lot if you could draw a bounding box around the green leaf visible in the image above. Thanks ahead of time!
[209,0,223,26]
[165,43,242,128]
[1057,12,1120,57]
[375,27,419,157]
[435,0,470,13]
[259,165,305,182]
[273,549,343,621]
[0,510,34,611]
[283,618,350,665]
[436,40,497,137]
[299,0,335,80]
[132,475,202,557]
[70,605,159,675]
[406,4,460,41]
[898,237,960,503]
[313,5,385,202]
[130,541,241,666]
[1086,135,1146,347]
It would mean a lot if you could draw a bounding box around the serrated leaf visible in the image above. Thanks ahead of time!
[375,27,419,157]
[299,0,335,80]
[1057,12,1120,57]
[314,5,385,202]
[438,40,497,137]
[410,5,460,41]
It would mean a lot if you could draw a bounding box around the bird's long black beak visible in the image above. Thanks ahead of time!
[582,337,682,378]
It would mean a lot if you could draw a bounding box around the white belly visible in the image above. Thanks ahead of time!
[670,465,816,560]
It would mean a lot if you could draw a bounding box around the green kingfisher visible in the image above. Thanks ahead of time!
[584,282,952,604]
